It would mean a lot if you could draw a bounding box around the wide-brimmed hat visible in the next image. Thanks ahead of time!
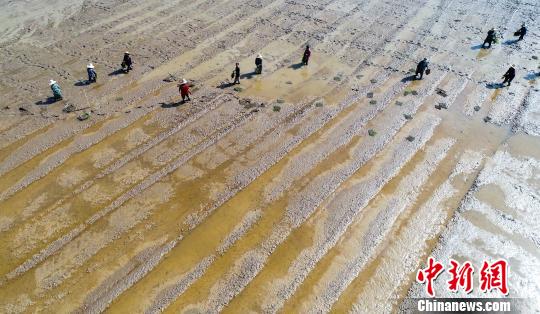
[181,79,188,84]
[125,51,130,54]
[49,79,57,85]
[87,63,94,69]
[257,54,262,58]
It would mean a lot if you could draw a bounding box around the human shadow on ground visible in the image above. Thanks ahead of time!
[401,75,417,82]
[524,73,539,81]
[470,44,484,50]
[108,69,125,76]
[486,82,504,89]
[74,80,91,86]
[503,39,519,45]
[217,81,236,89]
[35,97,60,105]
[160,101,184,108]
[240,71,257,79]
[289,63,304,70]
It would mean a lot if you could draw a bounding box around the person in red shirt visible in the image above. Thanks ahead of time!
[179,79,191,102]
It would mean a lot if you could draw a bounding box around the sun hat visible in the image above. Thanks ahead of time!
[49,79,57,85]
[87,63,94,68]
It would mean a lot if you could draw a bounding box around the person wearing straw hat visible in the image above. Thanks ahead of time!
[178,79,191,102]
[122,51,133,73]
[87,63,97,83]
[49,79,63,100]
[255,54,263,74]
[501,65,516,87]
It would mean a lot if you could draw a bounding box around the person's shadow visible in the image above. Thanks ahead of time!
[108,69,125,76]
[401,75,416,82]
[35,97,59,105]
[503,39,518,45]
[470,44,484,50]
[289,63,304,70]
[486,82,503,89]
[74,80,90,86]
[218,81,236,89]
[524,72,538,81]
[160,101,183,108]
[240,71,257,79]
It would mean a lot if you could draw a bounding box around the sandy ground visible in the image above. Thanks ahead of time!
[0,0,539,313]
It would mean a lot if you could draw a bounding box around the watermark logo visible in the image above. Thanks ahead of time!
[416,258,508,297]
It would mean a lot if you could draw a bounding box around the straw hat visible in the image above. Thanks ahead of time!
[182,79,188,84]
[87,63,94,69]
[125,51,130,54]
[257,54,262,58]
[49,79,57,86]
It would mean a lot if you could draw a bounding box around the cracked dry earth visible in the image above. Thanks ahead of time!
[0,0,539,313]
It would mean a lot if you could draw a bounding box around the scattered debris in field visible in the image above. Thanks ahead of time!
[77,112,90,121]
[436,88,448,97]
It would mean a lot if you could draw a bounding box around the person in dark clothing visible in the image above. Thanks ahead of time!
[255,54,263,74]
[482,28,496,48]
[232,63,240,84]
[87,63,97,83]
[501,65,516,86]
[516,24,527,41]
[415,58,429,80]
[122,52,133,72]
[302,45,311,66]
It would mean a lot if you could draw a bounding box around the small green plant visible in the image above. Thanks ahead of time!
[233,87,243,92]
[404,90,411,96]
[367,92,374,98]
[115,96,124,101]
[333,76,342,81]
[315,101,324,107]
[395,101,403,106]
[370,79,377,84]
[368,129,376,136]
[276,99,285,104]
[411,90,418,95]
[369,100,377,105]
[406,135,415,142]
[356,74,364,79]
[273,105,281,112]
[404,114,413,120]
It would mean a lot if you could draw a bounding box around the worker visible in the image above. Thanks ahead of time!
[49,79,63,100]
[122,51,133,73]
[415,58,429,80]
[232,63,240,84]
[516,23,527,41]
[302,45,311,66]
[501,65,516,86]
[179,79,191,102]
[255,54,263,74]
[482,28,496,48]
[87,63,97,83]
